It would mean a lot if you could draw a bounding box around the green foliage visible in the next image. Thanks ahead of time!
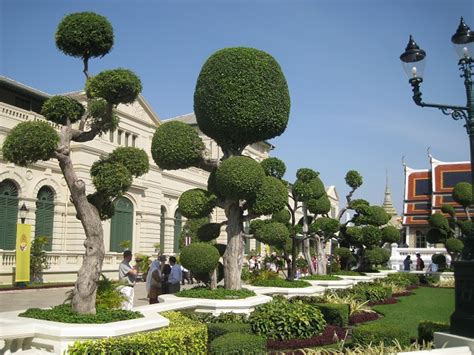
[209,332,266,355]
[309,217,340,236]
[381,226,400,244]
[2,121,59,167]
[352,282,392,302]
[86,68,142,105]
[429,213,450,232]
[207,322,253,342]
[178,188,217,219]
[293,175,325,203]
[87,99,119,134]
[215,156,265,200]
[334,247,355,270]
[418,321,450,343]
[55,12,113,59]
[253,221,289,247]
[452,182,472,208]
[251,278,310,288]
[194,47,290,151]
[352,323,410,347]
[272,209,291,224]
[30,236,50,282]
[344,226,363,245]
[87,192,115,220]
[261,157,286,179]
[108,147,149,177]
[426,228,446,244]
[432,253,446,266]
[300,275,342,280]
[296,168,319,182]
[363,247,390,267]
[354,206,390,226]
[197,223,221,242]
[307,195,331,215]
[41,95,85,125]
[94,275,127,309]
[249,298,326,340]
[441,204,456,216]
[152,121,205,170]
[68,311,207,354]
[385,273,419,288]
[176,286,255,299]
[180,242,220,274]
[20,304,142,324]
[345,170,363,189]
[179,217,208,248]
[313,303,349,327]
[91,161,132,197]
[445,238,464,254]
[361,225,382,247]
[457,220,472,236]
[250,176,288,215]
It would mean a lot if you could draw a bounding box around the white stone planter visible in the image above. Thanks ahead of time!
[244,285,325,298]
[337,275,374,284]
[364,272,388,279]
[304,279,354,289]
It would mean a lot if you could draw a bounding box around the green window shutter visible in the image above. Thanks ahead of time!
[0,180,19,250]
[173,210,182,253]
[160,206,166,252]
[35,187,55,251]
[244,221,250,255]
[110,197,134,252]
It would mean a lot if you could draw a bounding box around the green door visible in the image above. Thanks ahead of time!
[173,210,182,253]
[110,197,134,252]
[0,180,19,250]
[35,186,55,251]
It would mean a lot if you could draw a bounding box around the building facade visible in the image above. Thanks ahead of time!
[0,76,339,283]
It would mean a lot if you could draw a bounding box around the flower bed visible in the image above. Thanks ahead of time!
[252,279,311,288]
[175,286,256,299]
[392,291,413,297]
[266,325,348,350]
[349,311,380,325]
[367,297,398,306]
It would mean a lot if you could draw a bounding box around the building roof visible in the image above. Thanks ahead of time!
[0,75,50,99]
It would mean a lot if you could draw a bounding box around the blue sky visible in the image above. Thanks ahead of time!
[1,0,473,214]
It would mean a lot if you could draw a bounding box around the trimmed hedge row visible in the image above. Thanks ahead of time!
[209,332,266,355]
[352,323,410,347]
[207,322,253,342]
[418,321,450,343]
[68,311,207,354]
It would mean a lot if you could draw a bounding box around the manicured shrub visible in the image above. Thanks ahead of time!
[382,225,401,244]
[333,270,366,276]
[249,298,326,340]
[386,272,419,288]
[2,121,59,167]
[178,188,217,219]
[352,323,410,347]
[207,322,253,342]
[209,332,266,355]
[194,47,290,151]
[175,286,255,299]
[300,275,342,281]
[152,121,205,170]
[334,247,355,270]
[363,247,390,267]
[250,176,288,215]
[108,147,149,177]
[432,254,447,270]
[20,304,142,324]
[68,311,207,354]
[349,311,381,325]
[307,195,331,215]
[267,325,348,350]
[41,95,85,125]
[361,225,382,247]
[418,321,450,343]
[261,157,286,179]
[313,303,349,327]
[272,209,291,224]
[197,223,221,242]
[180,243,220,274]
[345,170,363,189]
[90,161,132,197]
[445,238,464,254]
[453,182,472,208]
[251,278,310,288]
[352,283,392,302]
[253,221,289,248]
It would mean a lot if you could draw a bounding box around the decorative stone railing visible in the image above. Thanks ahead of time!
[388,244,450,271]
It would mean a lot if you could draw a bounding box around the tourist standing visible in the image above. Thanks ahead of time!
[403,255,412,271]
[146,258,162,304]
[167,256,182,293]
[118,250,137,310]
[415,253,425,271]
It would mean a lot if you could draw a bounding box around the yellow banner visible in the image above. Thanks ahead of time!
[15,224,31,282]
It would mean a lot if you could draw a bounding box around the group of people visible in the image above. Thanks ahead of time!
[118,250,190,310]
[403,252,438,273]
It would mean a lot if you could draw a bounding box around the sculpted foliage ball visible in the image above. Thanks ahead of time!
[254,221,289,247]
[55,12,114,59]
[309,217,340,235]
[2,121,59,167]
[445,238,464,254]
[272,209,291,224]
[307,195,331,215]
[91,161,132,197]
[427,228,446,244]
[250,176,288,216]
[41,96,85,125]
[345,170,363,189]
[194,47,290,151]
[261,158,286,179]
[429,213,450,232]
[180,243,220,274]
[86,68,142,105]
[453,182,472,208]
[296,168,319,182]
[152,121,205,170]
[108,147,149,177]
[215,156,265,200]
[361,225,382,247]
[197,223,222,242]
[381,226,400,244]
[178,188,217,219]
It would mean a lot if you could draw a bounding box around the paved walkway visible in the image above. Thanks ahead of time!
[0,282,195,312]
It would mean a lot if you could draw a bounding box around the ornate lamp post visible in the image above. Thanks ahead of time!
[19,202,29,224]
[400,17,474,338]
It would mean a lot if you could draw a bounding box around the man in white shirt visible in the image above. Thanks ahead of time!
[167,256,182,293]
[118,250,137,310]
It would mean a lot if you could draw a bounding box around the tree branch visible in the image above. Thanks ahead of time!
[197,158,219,173]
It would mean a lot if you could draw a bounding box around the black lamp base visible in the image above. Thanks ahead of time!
[450,260,474,338]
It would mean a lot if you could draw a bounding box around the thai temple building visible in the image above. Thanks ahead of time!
[0,75,339,283]
[402,155,472,248]
[382,174,402,230]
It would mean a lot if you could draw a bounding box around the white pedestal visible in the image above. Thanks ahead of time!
[434,332,474,353]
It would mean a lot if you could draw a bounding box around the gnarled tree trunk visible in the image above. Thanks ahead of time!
[315,237,327,275]
[223,202,243,289]
[302,205,316,274]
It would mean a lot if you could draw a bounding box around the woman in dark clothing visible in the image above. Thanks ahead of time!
[162,264,172,294]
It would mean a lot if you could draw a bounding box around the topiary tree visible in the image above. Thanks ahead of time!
[151,47,290,289]
[2,12,148,314]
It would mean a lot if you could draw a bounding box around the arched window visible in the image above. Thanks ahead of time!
[0,179,19,250]
[35,186,55,251]
[160,206,166,253]
[174,209,182,253]
[110,197,134,252]
[416,230,427,248]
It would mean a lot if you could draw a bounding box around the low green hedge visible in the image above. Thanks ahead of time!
[300,275,342,281]
[385,273,420,288]
[418,321,450,343]
[209,332,266,355]
[68,311,207,354]
[352,323,410,347]
[352,283,392,302]
[252,278,311,288]
[333,270,366,276]
[207,322,253,342]
[314,303,349,327]
[19,304,142,324]
[176,286,256,299]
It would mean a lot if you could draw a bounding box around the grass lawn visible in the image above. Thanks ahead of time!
[371,287,454,338]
